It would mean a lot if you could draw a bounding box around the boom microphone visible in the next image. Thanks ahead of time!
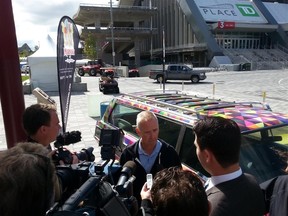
[115,161,136,193]
[54,131,82,148]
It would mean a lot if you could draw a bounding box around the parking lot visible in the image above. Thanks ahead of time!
[115,69,288,114]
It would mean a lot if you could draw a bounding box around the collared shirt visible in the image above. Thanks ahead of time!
[206,168,243,191]
[138,139,162,173]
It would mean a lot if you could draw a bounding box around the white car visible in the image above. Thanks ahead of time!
[21,65,30,73]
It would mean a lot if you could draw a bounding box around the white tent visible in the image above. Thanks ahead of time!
[28,34,58,91]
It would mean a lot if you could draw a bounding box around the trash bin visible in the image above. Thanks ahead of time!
[100,101,110,118]
[87,93,103,117]
[242,63,251,71]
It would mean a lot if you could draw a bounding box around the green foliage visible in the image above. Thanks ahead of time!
[19,50,31,58]
[21,76,29,82]
[18,43,34,57]
[84,33,97,60]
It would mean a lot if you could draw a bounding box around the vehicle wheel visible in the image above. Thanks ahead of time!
[115,87,120,94]
[156,76,164,83]
[137,73,140,77]
[191,76,199,83]
[89,69,96,76]
[99,84,103,92]
[78,69,85,76]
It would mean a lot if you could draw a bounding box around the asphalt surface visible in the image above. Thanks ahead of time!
[1,69,288,162]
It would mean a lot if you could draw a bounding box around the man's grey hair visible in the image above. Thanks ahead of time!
[136,111,158,129]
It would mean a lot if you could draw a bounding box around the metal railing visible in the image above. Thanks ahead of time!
[79,3,157,10]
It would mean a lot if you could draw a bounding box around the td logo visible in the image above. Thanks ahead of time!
[236,4,259,17]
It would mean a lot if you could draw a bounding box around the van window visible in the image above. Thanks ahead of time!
[109,104,140,136]
[158,117,181,148]
[108,104,182,148]
[179,127,209,177]
[240,128,288,183]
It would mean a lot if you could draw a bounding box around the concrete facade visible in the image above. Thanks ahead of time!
[73,0,288,68]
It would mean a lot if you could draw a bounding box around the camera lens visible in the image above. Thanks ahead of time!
[76,147,95,162]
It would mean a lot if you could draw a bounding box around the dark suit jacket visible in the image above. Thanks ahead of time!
[261,175,288,216]
[207,173,265,216]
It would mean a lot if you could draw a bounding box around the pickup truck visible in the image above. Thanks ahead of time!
[149,64,208,83]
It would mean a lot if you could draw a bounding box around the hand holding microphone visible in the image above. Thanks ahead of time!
[115,160,137,196]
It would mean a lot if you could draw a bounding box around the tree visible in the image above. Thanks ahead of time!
[84,33,97,60]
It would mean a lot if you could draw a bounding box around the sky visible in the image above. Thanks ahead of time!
[11,0,110,49]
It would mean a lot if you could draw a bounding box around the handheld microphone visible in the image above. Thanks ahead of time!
[115,161,136,194]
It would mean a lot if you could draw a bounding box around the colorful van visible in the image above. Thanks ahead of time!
[95,90,288,183]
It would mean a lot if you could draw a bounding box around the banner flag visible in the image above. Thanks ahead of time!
[56,16,79,133]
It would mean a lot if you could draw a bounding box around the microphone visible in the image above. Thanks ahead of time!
[54,131,82,148]
[115,161,136,195]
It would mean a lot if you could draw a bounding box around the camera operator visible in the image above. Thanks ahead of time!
[0,142,60,216]
[22,103,79,164]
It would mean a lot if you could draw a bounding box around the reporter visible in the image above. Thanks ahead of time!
[0,142,60,216]
[22,103,61,148]
[140,167,210,216]
[22,103,79,164]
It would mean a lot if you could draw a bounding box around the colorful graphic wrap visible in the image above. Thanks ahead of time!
[199,107,288,133]
[118,93,288,134]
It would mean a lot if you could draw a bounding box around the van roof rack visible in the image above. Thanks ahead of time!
[118,91,288,133]
[121,92,273,116]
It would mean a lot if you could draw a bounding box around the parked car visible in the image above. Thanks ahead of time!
[95,90,288,184]
[128,68,140,77]
[21,65,30,74]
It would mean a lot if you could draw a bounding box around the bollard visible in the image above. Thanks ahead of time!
[262,91,266,103]
[182,81,184,91]
[213,83,216,99]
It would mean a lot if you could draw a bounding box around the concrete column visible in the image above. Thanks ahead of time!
[95,19,100,29]
[133,21,140,67]
[94,19,102,59]
[134,39,141,67]
[134,21,139,28]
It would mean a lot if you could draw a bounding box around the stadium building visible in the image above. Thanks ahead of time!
[73,0,288,70]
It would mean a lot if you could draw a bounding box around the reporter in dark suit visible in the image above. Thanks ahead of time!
[193,116,265,216]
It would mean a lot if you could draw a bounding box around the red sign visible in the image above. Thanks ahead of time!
[218,21,235,29]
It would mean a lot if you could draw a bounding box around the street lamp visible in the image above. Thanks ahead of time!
[150,0,153,63]
[109,0,116,66]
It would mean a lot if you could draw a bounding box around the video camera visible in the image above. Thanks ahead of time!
[47,128,138,216]
[52,131,95,165]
